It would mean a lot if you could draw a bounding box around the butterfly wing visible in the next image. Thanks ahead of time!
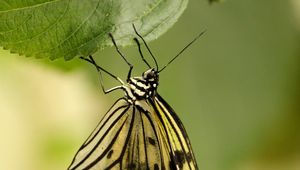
[68,96,198,170]
[151,94,199,170]
[68,98,169,170]
[118,101,171,170]
[68,98,133,170]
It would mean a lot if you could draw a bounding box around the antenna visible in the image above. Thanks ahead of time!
[158,30,206,73]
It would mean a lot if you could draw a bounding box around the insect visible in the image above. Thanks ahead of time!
[68,25,205,170]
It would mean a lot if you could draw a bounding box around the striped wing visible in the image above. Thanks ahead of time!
[68,98,132,169]
[68,96,198,170]
[67,98,169,170]
[151,94,199,170]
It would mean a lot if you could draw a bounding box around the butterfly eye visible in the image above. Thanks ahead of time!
[147,71,154,78]
[142,69,154,79]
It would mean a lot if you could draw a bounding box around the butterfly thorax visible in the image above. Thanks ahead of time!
[124,68,159,103]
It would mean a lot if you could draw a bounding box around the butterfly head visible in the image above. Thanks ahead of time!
[142,68,159,83]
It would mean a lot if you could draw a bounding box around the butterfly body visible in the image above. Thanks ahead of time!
[125,68,159,102]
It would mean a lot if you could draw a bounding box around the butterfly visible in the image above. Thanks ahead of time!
[67,25,204,170]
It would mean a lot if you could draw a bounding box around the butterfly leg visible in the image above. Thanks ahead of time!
[132,24,159,71]
[80,56,125,94]
[133,37,151,69]
[109,33,133,81]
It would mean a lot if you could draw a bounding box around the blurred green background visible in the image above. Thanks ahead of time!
[0,0,299,170]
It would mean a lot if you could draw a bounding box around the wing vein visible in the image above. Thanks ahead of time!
[143,110,165,169]
[105,107,136,170]
[69,105,130,169]
[140,109,150,170]
[155,95,198,169]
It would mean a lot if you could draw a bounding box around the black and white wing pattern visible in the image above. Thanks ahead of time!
[68,98,132,169]
[152,94,198,170]
[68,95,198,170]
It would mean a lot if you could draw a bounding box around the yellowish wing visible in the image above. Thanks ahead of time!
[68,96,198,170]
[68,98,133,170]
[152,94,199,170]
[68,99,170,169]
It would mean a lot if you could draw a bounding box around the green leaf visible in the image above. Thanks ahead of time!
[0,0,188,60]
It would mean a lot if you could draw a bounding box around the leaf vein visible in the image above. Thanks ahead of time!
[2,0,70,46]
[0,0,63,13]
[33,0,103,57]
